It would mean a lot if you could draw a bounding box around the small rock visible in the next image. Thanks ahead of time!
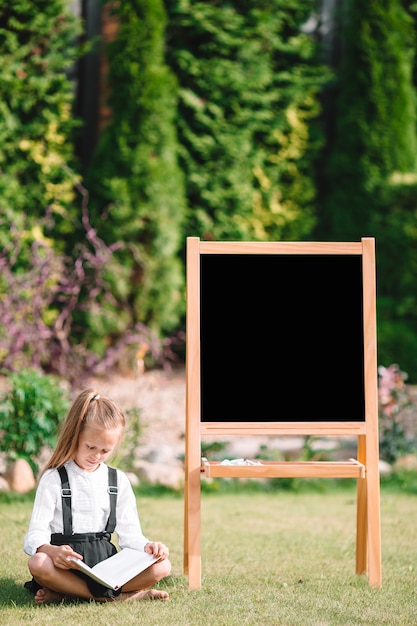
[379,459,392,475]
[5,459,36,493]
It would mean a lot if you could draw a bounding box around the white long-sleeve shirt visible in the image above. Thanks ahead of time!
[24,460,149,556]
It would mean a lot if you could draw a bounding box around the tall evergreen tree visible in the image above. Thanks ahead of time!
[315,0,417,379]
[315,0,417,241]
[85,0,186,337]
[165,0,326,242]
[0,0,82,247]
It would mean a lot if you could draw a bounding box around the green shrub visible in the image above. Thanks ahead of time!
[377,319,417,385]
[0,0,83,228]
[0,368,70,472]
[380,467,417,494]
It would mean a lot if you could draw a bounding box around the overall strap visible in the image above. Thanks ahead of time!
[105,466,118,533]
[57,465,118,535]
[57,466,73,535]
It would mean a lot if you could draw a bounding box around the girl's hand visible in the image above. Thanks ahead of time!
[144,541,169,560]
[48,544,84,570]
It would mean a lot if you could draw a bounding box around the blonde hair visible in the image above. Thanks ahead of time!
[42,388,126,473]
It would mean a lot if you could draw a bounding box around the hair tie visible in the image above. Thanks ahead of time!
[92,394,100,401]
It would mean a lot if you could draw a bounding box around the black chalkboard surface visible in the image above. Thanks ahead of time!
[200,254,365,422]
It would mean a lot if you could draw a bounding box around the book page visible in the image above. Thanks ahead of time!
[71,548,160,590]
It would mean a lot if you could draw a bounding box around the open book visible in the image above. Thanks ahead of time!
[70,547,161,590]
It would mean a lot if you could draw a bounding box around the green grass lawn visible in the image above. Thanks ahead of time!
[0,485,416,625]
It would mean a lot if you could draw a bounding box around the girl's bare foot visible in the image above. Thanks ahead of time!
[34,587,64,604]
[119,589,169,601]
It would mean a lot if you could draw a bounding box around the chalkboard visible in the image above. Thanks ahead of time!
[200,254,365,422]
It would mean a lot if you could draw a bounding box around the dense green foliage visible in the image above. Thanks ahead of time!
[165,0,326,241]
[316,0,417,238]
[373,178,417,377]
[0,369,70,472]
[85,0,186,335]
[1,0,417,381]
[0,0,82,243]
[0,0,185,377]
[314,0,417,378]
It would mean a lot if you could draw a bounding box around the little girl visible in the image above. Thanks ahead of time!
[24,388,171,603]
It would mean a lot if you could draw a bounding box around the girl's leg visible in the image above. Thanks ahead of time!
[28,552,95,603]
[120,558,171,601]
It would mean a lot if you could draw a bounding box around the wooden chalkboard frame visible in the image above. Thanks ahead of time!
[184,237,381,589]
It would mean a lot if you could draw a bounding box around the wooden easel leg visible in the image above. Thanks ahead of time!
[356,435,367,575]
[183,467,189,575]
[356,433,382,587]
[366,444,382,587]
[187,466,202,589]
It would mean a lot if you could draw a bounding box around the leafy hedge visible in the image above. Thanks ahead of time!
[0,0,82,240]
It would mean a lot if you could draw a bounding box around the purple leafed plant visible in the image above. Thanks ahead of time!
[0,196,181,387]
